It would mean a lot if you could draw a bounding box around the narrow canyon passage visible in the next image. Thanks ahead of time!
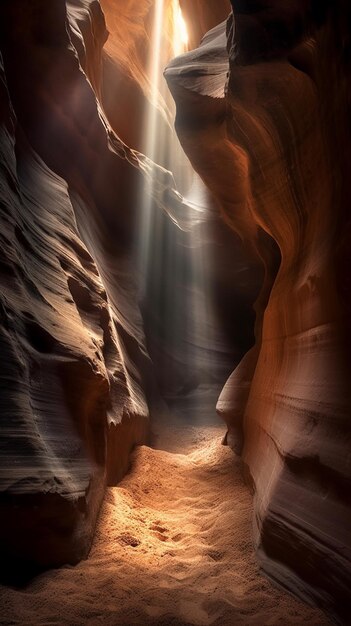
[0,412,330,626]
[0,1,351,625]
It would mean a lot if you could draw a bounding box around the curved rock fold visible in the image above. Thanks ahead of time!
[166,2,351,622]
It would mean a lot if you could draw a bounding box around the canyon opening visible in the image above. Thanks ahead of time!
[0,1,350,626]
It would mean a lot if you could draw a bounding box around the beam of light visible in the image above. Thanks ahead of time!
[135,1,225,422]
[178,8,189,46]
[173,4,189,56]
[148,0,164,112]
[137,0,189,298]
[136,0,165,300]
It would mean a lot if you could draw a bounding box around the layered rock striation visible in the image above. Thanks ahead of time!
[166,2,351,623]
[0,0,154,576]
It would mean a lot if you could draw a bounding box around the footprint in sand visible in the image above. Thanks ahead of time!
[150,521,169,541]
[171,533,185,542]
[207,549,223,561]
[116,533,140,548]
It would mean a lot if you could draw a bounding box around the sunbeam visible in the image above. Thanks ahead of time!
[134,0,227,421]
[173,3,189,55]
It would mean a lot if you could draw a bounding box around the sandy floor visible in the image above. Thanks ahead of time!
[0,412,330,626]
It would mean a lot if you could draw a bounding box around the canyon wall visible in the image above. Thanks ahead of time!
[0,0,155,577]
[166,1,351,623]
[180,0,232,48]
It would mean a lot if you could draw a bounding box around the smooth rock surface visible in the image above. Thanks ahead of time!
[166,3,351,623]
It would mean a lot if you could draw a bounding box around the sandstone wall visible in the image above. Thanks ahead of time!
[166,2,351,622]
[0,0,152,577]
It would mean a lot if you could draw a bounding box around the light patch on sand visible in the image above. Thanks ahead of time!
[0,420,330,625]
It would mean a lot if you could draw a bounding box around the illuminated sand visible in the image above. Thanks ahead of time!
[0,416,330,625]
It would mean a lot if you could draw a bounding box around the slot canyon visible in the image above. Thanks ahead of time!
[0,0,350,624]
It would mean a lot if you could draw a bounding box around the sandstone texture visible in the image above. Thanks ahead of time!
[0,414,330,626]
[166,2,351,623]
[180,0,232,48]
[0,0,153,576]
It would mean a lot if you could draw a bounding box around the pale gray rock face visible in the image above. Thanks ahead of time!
[166,2,351,623]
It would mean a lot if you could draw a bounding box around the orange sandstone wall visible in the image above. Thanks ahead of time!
[166,1,351,622]
[180,0,231,48]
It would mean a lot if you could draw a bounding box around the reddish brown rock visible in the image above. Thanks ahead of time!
[0,0,152,576]
[166,2,351,622]
[180,0,232,48]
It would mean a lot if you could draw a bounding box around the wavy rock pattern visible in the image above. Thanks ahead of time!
[166,2,351,623]
[0,0,153,575]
